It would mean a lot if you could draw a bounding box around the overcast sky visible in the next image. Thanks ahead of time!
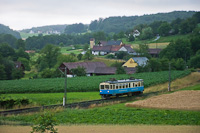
[0,0,199,30]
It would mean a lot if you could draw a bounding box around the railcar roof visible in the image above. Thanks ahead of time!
[102,79,143,84]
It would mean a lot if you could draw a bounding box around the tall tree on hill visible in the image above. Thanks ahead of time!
[158,22,172,36]
[38,44,61,71]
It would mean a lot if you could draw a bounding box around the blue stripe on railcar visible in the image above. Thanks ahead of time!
[100,86,144,95]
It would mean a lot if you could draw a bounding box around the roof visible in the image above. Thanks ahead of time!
[123,45,135,53]
[103,79,143,84]
[107,40,122,45]
[94,67,116,74]
[61,62,106,74]
[132,57,149,66]
[110,45,121,52]
[148,48,162,54]
[92,45,112,52]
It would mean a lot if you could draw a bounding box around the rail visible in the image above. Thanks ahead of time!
[0,97,131,116]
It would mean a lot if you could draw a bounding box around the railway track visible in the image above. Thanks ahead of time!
[0,97,130,116]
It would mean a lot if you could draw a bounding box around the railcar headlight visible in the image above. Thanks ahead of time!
[107,91,109,93]
[100,91,102,92]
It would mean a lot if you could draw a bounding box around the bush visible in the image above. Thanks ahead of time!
[0,97,30,109]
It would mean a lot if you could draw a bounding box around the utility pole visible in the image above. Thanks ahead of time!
[168,62,171,92]
[63,67,67,107]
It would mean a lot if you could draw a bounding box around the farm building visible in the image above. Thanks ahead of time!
[148,48,162,57]
[14,62,25,71]
[59,62,116,77]
[92,45,136,55]
[122,57,149,68]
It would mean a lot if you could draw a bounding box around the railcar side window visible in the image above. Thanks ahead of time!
[105,85,109,89]
[123,84,125,88]
[113,85,115,89]
[116,84,118,89]
[129,83,130,88]
[126,83,128,88]
[133,83,135,87]
[138,82,140,87]
[135,82,138,87]
[101,85,104,89]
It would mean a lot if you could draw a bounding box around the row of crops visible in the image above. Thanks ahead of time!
[0,70,190,94]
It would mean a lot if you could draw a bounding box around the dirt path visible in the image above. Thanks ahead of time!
[1,125,200,133]
[126,90,200,110]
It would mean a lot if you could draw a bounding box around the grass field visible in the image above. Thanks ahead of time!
[0,70,190,94]
[60,46,83,54]
[20,32,48,39]
[1,92,99,106]
[0,103,199,125]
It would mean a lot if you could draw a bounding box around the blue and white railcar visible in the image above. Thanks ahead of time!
[99,79,144,99]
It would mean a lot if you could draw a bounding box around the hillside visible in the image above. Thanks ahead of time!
[0,24,21,39]
[20,24,67,34]
[19,11,195,36]
[88,11,196,33]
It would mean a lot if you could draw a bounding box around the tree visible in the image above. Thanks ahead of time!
[137,44,150,58]
[189,52,200,68]
[71,66,86,76]
[116,51,128,59]
[55,54,77,68]
[128,35,135,42]
[83,44,89,51]
[17,57,31,71]
[159,39,191,60]
[0,43,15,58]
[158,22,171,36]
[190,36,200,55]
[148,58,162,72]
[0,64,7,80]
[31,111,58,133]
[77,53,83,60]
[39,44,61,69]
[15,39,25,50]
[83,50,94,60]
[116,66,126,74]
[139,27,154,40]
[16,47,30,60]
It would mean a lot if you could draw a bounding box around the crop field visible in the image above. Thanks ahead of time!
[92,57,125,66]
[0,70,190,94]
[132,42,169,49]
[0,103,200,125]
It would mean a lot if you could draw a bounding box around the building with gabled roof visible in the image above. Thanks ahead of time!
[122,57,149,68]
[59,62,117,77]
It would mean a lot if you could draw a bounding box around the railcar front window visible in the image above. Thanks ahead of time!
[101,85,104,89]
[138,82,141,87]
[110,85,113,89]
[105,85,109,89]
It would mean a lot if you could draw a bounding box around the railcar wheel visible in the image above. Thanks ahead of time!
[127,92,132,97]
